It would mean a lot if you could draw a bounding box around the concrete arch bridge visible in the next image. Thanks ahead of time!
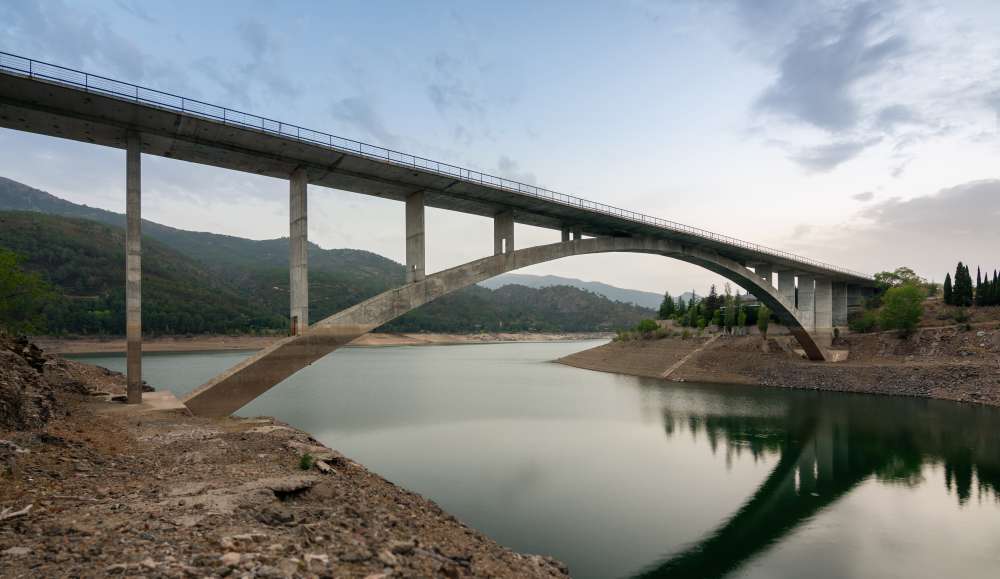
[185,235,865,416]
[0,52,877,415]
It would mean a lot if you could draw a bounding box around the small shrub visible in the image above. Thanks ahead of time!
[681,329,691,340]
[953,309,970,324]
[654,327,670,339]
[299,453,315,471]
[849,311,878,333]
[635,319,660,334]
[879,285,924,337]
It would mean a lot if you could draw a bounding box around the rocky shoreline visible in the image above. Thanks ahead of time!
[559,324,1000,407]
[0,336,569,578]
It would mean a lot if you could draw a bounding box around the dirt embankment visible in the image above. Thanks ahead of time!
[36,332,612,355]
[0,336,568,578]
[560,324,1000,407]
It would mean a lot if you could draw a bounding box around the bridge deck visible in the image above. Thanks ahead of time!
[0,52,872,285]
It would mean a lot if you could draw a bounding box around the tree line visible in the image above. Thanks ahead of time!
[657,284,769,334]
[943,262,1000,307]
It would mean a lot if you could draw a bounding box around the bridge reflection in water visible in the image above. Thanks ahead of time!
[634,385,1000,579]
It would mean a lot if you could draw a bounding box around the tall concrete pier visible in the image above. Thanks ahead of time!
[406,191,425,283]
[798,276,815,330]
[289,168,309,335]
[494,210,514,255]
[125,132,142,404]
[814,278,833,343]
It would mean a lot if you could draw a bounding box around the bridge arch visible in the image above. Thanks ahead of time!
[183,237,824,416]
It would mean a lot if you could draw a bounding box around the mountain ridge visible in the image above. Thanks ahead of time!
[0,177,656,334]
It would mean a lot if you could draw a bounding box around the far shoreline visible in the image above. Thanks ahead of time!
[35,331,613,355]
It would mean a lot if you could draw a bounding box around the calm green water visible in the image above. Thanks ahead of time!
[72,341,1000,578]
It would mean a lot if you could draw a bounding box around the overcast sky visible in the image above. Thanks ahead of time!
[2,0,999,295]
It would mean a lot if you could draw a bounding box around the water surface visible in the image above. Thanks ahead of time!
[73,341,1000,578]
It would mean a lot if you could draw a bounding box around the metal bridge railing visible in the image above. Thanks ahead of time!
[0,51,871,280]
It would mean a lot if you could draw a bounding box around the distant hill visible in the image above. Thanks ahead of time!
[0,177,655,335]
[480,273,664,309]
[0,211,285,334]
[481,273,700,309]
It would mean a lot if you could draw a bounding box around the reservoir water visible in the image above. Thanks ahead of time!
[72,340,1000,578]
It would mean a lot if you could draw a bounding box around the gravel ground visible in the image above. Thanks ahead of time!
[0,339,569,578]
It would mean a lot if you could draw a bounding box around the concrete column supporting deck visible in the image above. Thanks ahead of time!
[405,191,425,283]
[572,226,582,241]
[494,211,514,255]
[814,278,833,344]
[778,271,796,307]
[289,167,309,335]
[125,131,142,404]
[561,227,570,242]
[798,275,815,330]
[847,284,863,313]
[832,282,848,327]
[756,264,773,288]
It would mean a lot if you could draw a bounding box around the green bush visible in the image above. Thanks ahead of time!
[757,305,771,336]
[952,308,970,324]
[299,453,315,471]
[849,311,878,333]
[635,319,660,334]
[879,285,924,337]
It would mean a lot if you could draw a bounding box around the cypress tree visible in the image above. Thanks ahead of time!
[943,273,953,305]
[658,291,675,320]
[954,262,966,306]
[965,264,975,306]
[976,267,983,306]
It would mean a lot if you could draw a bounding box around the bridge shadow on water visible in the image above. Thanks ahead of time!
[630,383,1000,579]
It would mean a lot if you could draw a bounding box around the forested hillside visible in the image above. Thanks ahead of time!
[0,178,655,335]
[0,212,285,334]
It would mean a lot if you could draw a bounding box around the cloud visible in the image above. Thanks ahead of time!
[329,97,397,148]
[113,0,156,23]
[0,0,146,80]
[755,1,907,132]
[987,90,1000,127]
[874,104,921,133]
[234,18,299,101]
[789,137,881,172]
[861,180,1000,232]
[852,191,875,202]
[192,18,299,107]
[426,53,485,116]
[497,156,538,186]
[789,179,1000,278]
